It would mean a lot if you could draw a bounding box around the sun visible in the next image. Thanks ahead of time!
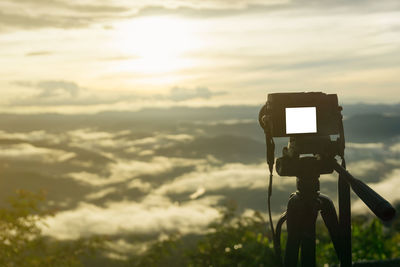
[111,16,199,75]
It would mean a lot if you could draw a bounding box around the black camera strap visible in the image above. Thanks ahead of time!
[264,124,279,260]
[266,134,275,233]
[260,105,280,262]
[337,112,352,267]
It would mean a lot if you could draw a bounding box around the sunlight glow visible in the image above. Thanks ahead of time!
[112,16,200,74]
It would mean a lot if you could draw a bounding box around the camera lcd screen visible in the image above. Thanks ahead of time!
[285,107,317,134]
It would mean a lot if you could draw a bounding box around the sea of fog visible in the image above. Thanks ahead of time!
[0,104,399,260]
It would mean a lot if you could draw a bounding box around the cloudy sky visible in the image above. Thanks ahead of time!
[1,0,400,114]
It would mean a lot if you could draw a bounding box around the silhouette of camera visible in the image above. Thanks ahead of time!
[259,92,342,137]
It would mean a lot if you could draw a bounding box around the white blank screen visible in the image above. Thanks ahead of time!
[285,107,317,134]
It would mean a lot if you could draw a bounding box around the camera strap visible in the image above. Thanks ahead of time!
[260,105,279,259]
[265,133,277,256]
[337,114,352,266]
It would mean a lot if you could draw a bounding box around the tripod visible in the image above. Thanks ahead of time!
[272,149,396,267]
[275,157,343,267]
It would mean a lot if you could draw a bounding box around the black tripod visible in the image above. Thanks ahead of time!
[272,141,396,267]
[275,157,342,267]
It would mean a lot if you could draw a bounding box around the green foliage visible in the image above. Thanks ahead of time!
[187,204,278,267]
[351,216,399,261]
[135,205,400,267]
[133,204,280,267]
[4,190,397,267]
[0,190,104,267]
[315,220,339,266]
[128,234,184,267]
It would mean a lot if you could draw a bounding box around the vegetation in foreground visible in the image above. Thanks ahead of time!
[133,202,400,267]
[0,190,103,267]
[1,191,399,266]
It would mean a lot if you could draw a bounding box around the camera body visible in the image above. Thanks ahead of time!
[261,92,342,137]
[259,92,344,177]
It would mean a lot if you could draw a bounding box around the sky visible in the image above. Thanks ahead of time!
[1,0,400,114]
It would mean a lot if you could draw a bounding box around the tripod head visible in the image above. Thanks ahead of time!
[276,136,336,177]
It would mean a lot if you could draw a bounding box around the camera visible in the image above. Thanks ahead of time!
[258,92,344,176]
[259,92,342,137]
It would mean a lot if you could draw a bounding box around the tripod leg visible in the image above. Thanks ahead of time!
[319,194,343,261]
[339,174,352,267]
[284,194,302,267]
[284,193,318,267]
[299,200,318,267]
[275,211,287,265]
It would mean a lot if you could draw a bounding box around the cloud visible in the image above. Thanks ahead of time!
[25,51,53,57]
[13,80,87,105]
[155,134,264,163]
[127,179,152,191]
[129,134,194,147]
[0,130,63,144]
[105,239,140,261]
[352,168,400,215]
[390,142,400,153]
[346,159,385,178]
[68,128,117,142]
[347,142,385,149]
[130,0,400,20]
[125,134,195,156]
[42,195,222,240]
[0,10,91,31]
[1,0,399,33]
[85,187,117,200]
[11,81,225,107]
[11,80,133,106]
[2,0,129,13]
[36,80,81,98]
[167,86,226,102]
[65,129,197,160]
[0,143,75,163]
[155,162,297,199]
[132,2,285,19]
[40,159,306,241]
[190,186,206,199]
[0,0,129,31]
[68,156,203,186]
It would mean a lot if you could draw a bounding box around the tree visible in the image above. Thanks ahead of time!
[187,205,278,267]
[0,190,103,267]
[134,204,400,267]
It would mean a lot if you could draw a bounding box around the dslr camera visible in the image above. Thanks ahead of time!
[259,92,342,137]
[259,92,344,177]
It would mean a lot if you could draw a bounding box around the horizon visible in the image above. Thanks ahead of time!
[0,100,400,115]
